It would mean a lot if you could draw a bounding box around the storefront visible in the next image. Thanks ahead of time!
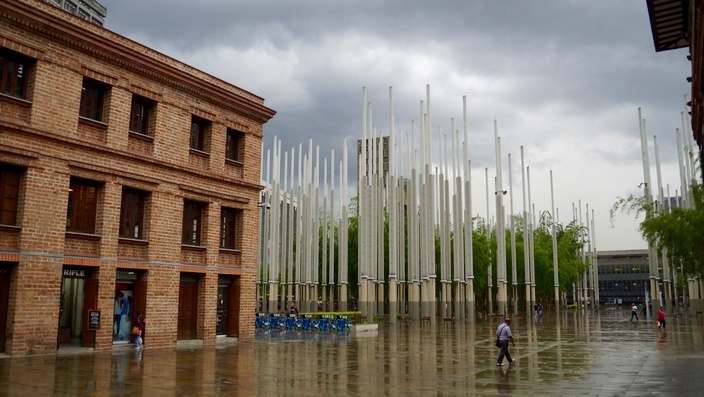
[113,270,146,344]
[58,266,97,348]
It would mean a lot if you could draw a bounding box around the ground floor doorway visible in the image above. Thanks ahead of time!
[0,263,11,353]
[58,266,97,348]
[177,273,199,340]
[217,276,240,337]
[113,270,147,345]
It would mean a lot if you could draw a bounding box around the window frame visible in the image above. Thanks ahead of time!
[63,0,77,13]
[190,116,209,152]
[119,188,146,239]
[182,200,204,246]
[66,178,100,234]
[79,77,108,122]
[225,129,244,163]
[220,207,241,250]
[129,95,155,136]
[0,48,34,100]
[0,165,22,226]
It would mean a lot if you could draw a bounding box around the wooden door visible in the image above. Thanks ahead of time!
[131,280,147,343]
[177,279,198,340]
[81,278,98,347]
[0,266,10,353]
[227,282,240,337]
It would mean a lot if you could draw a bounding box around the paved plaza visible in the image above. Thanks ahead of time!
[1,308,703,396]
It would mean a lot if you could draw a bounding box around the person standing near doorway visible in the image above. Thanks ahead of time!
[114,292,123,336]
[134,311,145,349]
[118,293,131,340]
[496,318,516,366]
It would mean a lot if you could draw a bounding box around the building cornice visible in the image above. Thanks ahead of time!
[1,0,276,124]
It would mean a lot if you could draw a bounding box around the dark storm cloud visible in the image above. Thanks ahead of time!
[98,0,693,249]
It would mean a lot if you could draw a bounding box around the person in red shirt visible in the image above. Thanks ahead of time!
[657,307,666,329]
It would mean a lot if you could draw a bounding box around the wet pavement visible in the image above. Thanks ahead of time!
[1,308,703,396]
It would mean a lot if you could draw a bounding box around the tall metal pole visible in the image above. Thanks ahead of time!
[550,170,560,309]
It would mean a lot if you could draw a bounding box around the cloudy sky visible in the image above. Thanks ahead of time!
[99,0,693,251]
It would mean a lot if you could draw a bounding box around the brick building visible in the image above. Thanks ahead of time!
[0,0,275,356]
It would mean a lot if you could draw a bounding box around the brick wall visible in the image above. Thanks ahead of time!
[0,0,273,355]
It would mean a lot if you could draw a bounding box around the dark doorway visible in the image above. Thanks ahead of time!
[177,273,198,340]
[0,264,10,353]
[217,276,240,338]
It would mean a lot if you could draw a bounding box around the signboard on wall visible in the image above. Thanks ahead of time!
[63,268,87,278]
[88,309,100,330]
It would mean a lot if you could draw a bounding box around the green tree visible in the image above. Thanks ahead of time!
[612,183,704,279]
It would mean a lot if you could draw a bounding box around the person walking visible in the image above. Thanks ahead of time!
[630,303,639,321]
[657,306,666,329]
[496,318,516,366]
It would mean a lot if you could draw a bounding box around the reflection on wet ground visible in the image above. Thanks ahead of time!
[1,308,703,396]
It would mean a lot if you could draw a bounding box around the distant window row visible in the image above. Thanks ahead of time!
[598,280,647,294]
[598,265,648,275]
[1,164,242,250]
[1,47,245,163]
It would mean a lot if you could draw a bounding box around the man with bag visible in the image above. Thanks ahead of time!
[496,318,516,366]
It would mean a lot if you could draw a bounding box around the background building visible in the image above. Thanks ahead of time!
[45,0,106,26]
[597,249,684,307]
[0,0,274,356]
[357,136,390,185]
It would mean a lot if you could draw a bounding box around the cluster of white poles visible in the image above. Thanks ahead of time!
[257,135,350,314]
[257,85,604,321]
[638,99,703,316]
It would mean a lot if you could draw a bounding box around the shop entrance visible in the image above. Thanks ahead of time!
[58,267,97,348]
[177,273,198,340]
[0,264,10,353]
[113,270,147,344]
[217,276,241,337]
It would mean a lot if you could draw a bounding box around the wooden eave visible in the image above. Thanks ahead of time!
[691,0,704,146]
[646,0,690,52]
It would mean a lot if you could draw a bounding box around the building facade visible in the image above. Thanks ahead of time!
[357,136,390,184]
[45,0,106,26]
[0,0,274,356]
[596,249,684,306]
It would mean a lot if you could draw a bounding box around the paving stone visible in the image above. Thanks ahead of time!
[0,309,703,395]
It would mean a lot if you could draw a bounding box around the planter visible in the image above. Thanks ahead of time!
[351,323,378,335]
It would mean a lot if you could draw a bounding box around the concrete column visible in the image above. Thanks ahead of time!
[554,286,560,310]
[498,283,507,317]
[429,277,437,324]
[377,282,384,319]
[410,282,420,320]
[466,279,475,323]
[339,284,348,311]
[389,278,398,323]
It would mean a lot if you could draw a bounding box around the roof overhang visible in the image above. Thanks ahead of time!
[646,0,690,51]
